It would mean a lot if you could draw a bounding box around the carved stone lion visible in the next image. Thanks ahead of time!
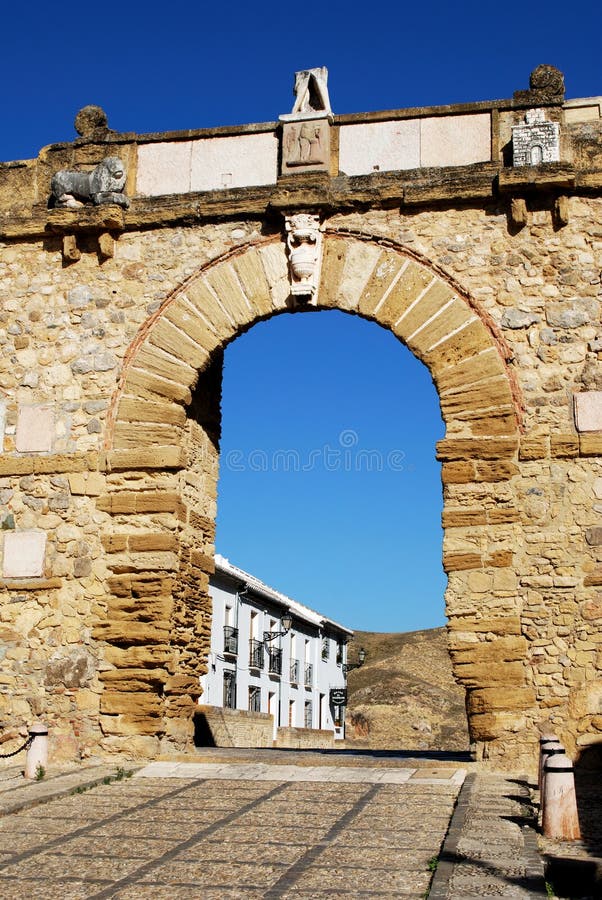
[50,157,130,208]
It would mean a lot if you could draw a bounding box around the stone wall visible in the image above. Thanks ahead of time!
[276,727,335,750]
[0,79,601,772]
[194,706,274,749]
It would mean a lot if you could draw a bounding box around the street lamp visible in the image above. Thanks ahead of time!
[342,646,367,674]
[263,611,293,644]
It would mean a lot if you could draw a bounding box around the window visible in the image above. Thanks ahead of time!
[288,699,296,727]
[304,700,313,729]
[250,611,259,638]
[336,641,344,665]
[321,636,330,660]
[223,670,236,709]
[248,685,261,713]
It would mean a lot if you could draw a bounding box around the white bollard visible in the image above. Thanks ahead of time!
[538,734,562,791]
[24,723,48,780]
[542,752,581,841]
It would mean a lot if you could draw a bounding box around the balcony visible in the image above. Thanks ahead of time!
[304,663,313,687]
[268,647,282,676]
[290,659,300,683]
[249,639,264,669]
[223,626,238,656]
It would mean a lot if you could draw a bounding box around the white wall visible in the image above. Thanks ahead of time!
[200,576,349,739]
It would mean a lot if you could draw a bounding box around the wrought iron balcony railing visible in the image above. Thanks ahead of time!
[304,663,313,686]
[223,626,238,655]
[268,647,282,676]
[249,639,264,669]
[290,659,300,683]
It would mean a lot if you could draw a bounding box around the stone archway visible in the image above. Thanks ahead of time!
[96,230,532,765]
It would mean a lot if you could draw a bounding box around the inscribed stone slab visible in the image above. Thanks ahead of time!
[338,120,420,176]
[2,531,46,578]
[420,113,491,168]
[15,404,54,452]
[574,391,602,432]
[136,142,192,196]
[190,133,278,192]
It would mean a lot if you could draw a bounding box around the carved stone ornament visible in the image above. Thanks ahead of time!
[280,67,332,122]
[513,64,565,104]
[512,109,560,166]
[285,213,323,301]
[291,67,332,118]
[50,157,130,209]
[281,119,330,174]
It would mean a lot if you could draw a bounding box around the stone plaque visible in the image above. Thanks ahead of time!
[512,109,560,166]
[2,531,46,578]
[15,404,54,453]
[281,119,331,174]
[574,391,602,432]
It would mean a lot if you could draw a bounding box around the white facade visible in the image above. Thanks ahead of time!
[200,555,353,740]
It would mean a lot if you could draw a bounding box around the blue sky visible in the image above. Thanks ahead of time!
[3,1,599,630]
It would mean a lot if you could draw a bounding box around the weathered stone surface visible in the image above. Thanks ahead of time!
[45,648,96,688]
[1,97,601,772]
[585,527,602,547]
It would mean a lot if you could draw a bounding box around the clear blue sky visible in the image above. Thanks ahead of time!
[3,1,599,630]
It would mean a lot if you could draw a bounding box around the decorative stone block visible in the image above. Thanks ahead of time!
[281,119,331,174]
[2,531,46,578]
[15,404,54,453]
[574,391,602,432]
[512,109,560,166]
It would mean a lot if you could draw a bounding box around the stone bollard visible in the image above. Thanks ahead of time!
[24,723,48,780]
[542,752,581,841]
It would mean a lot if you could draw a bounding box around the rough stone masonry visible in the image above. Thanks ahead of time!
[0,65,600,773]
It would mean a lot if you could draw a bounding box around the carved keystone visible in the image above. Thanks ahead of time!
[284,212,323,302]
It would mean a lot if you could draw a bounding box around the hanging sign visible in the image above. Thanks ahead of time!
[330,688,347,706]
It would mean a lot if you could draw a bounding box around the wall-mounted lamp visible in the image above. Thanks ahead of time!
[342,647,367,675]
[263,612,293,644]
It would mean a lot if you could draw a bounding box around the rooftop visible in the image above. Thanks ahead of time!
[214,554,353,637]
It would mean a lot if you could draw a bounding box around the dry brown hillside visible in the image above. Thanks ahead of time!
[345,628,470,752]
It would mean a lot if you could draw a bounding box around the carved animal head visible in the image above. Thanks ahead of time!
[90,157,127,195]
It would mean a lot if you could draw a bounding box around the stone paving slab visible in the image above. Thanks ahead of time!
[135,760,467,785]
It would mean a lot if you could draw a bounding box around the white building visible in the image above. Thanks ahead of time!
[200,555,354,742]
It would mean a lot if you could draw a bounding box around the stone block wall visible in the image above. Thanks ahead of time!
[194,706,274,748]
[0,88,601,772]
[276,727,335,750]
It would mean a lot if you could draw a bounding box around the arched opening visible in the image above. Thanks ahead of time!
[211,307,470,750]
[100,231,531,766]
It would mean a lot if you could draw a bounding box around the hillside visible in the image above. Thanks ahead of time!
[345,628,470,752]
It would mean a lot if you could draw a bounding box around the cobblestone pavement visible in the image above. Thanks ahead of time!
[430,773,547,899]
[0,759,465,899]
